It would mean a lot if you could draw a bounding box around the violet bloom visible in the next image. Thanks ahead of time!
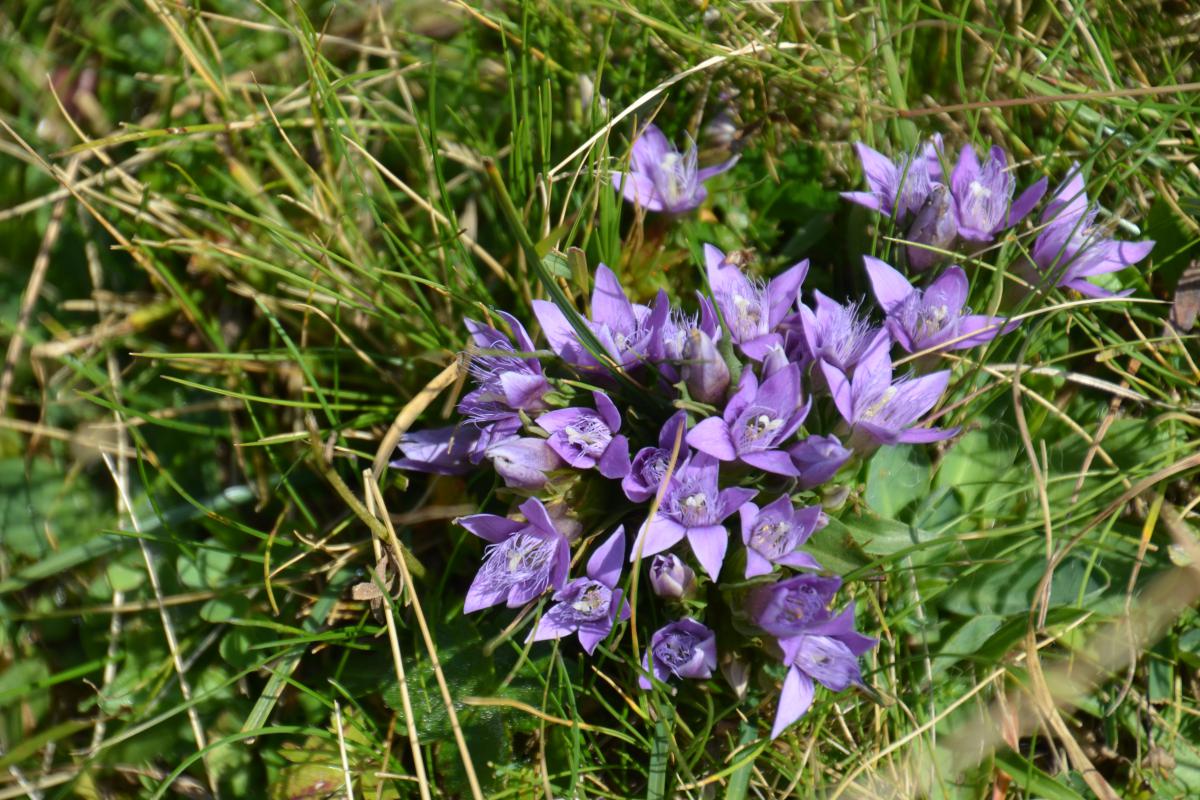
[841,137,944,221]
[458,497,571,613]
[687,364,809,476]
[788,434,852,489]
[864,256,1014,353]
[649,553,696,600]
[705,244,808,360]
[797,291,889,374]
[822,340,957,446]
[739,497,822,579]
[949,144,1046,242]
[459,312,550,423]
[747,574,841,638]
[533,264,669,371]
[611,123,737,214]
[771,605,877,738]
[1031,165,1154,298]
[485,436,564,490]
[631,453,756,580]
[538,391,631,479]
[623,411,687,503]
[638,618,718,689]
[391,425,482,475]
[530,526,630,654]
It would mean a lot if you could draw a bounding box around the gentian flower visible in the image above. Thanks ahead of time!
[391,425,482,476]
[687,364,809,476]
[797,292,889,374]
[747,574,841,638]
[648,553,696,600]
[631,453,756,580]
[949,144,1046,242]
[530,526,630,654]
[771,604,877,738]
[1031,164,1154,298]
[841,137,944,221]
[864,256,1014,352]
[788,434,852,489]
[611,123,737,213]
[739,496,822,578]
[822,340,957,446]
[623,411,687,503]
[537,391,631,479]
[638,618,718,689]
[458,497,571,613]
[533,264,669,371]
[705,244,808,360]
[459,312,550,423]
[485,436,564,490]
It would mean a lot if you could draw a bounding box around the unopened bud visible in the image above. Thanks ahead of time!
[682,328,730,404]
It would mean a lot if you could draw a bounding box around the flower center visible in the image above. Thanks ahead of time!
[481,533,556,597]
[563,415,612,457]
[749,516,796,559]
[818,301,877,370]
[655,631,700,672]
[567,580,612,621]
[735,406,785,453]
[860,385,898,422]
[724,283,767,342]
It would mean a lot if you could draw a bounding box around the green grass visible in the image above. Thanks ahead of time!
[1,1,1199,797]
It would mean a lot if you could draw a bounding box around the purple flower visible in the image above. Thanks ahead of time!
[797,291,889,374]
[391,425,482,476]
[771,604,877,738]
[841,137,944,221]
[638,618,718,689]
[864,256,1014,353]
[630,453,756,580]
[747,574,841,638]
[530,526,630,654]
[1031,164,1154,298]
[533,264,669,371]
[648,553,696,600]
[623,411,687,503]
[459,312,550,423]
[788,434,852,489]
[485,436,564,490]
[739,496,823,579]
[457,497,571,613]
[537,391,631,479]
[949,144,1046,242]
[687,364,809,476]
[822,340,957,446]
[611,123,737,213]
[705,244,808,360]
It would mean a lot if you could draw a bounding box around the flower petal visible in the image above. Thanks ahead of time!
[587,526,626,588]
[598,434,632,479]
[863,256,913,314]
[686,524,730,580]
[686,416,737,461]
[457,513,524,543]
[770,667,815,739]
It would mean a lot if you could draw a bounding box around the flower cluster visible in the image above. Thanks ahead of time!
[392,125,1153,740]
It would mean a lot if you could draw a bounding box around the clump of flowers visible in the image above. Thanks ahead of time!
[393,124,1153,741]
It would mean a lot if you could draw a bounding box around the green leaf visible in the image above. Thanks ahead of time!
[993,749,1088,800]
[935,428,1018,511]
[866,445,931,520]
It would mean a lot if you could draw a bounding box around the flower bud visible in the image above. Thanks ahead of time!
[788,434,852,489]
[682,328,730,404]
[760,343,789,379]
[649,553,696,600]
[720,651,750,700]
[486,436,563,490]
[906,184,957,272]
